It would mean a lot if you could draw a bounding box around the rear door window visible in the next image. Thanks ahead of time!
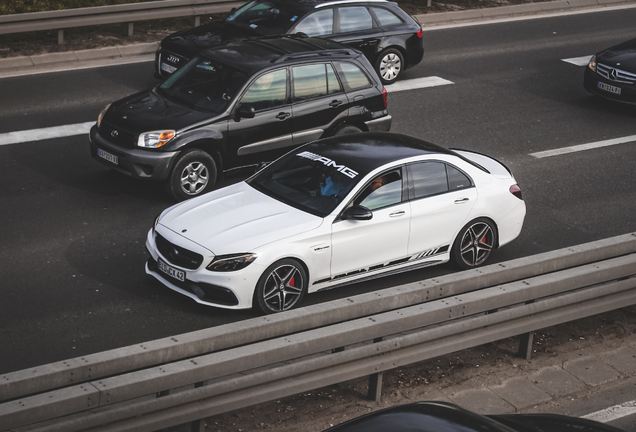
[407,162,449,199]
[372,7,403,26]
[338,6,374,33]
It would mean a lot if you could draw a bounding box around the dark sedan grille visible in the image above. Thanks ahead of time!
[597,63,636,85]
[98,121,138,148]
[155,233,204,270]
[160,51,189,70]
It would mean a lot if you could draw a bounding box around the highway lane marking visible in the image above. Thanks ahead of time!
[530,135,636,158]
[385,76,454,93]
[0,77,453,146]
[0,122,94,146]
[583,400,636,423]
[562,55,593,66]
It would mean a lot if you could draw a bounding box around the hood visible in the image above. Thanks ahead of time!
[105,90,212,133]
[597,37,636,70]
[158,182,323,255]
[161,21,259,59]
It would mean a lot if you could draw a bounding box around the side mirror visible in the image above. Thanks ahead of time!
[342,205,372,221]
[238,104,255,119]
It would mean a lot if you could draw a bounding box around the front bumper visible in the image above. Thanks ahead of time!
[89,125,179,181]
[584,68,636,105]
[145,229,260,309]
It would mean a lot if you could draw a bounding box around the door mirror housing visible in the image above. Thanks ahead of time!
[238,104,255,119]
[342,205,372,221]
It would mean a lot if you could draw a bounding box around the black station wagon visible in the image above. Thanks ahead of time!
[155,0,424,84]
[90,35,391,200]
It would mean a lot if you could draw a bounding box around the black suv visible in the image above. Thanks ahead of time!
[90,35,391,200]
[156,0,424,84]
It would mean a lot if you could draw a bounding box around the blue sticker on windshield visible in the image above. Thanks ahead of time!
[290,16,298,22]
[250,24,258,28]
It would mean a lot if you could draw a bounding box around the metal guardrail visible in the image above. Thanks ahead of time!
[0,0,243,44]
[1,232,635,431]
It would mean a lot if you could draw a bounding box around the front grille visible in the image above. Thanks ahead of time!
[98,121,138,148]
[160,51,189,69]
[155,233,204,270]
[597,63,636,85]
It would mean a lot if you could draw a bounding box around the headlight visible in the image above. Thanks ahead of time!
[97,103,111,128]
[588,55,597,72]
[206,253,257,272]
[153,213,162,233]
[138,130,176,148]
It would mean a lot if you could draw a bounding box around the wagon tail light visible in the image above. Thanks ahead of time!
[509,184,523,200]
[416,28,423,38]
[382,87,388,109]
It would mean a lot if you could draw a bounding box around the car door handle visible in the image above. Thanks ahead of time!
[389,210,406,217]
[454,198,470,204]
[276,112,290,120]
[329,100,343,108]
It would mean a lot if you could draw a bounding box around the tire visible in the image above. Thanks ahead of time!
[165,149,217,201]
[375,48,404,85]
[333,124,362,136]
[450,218,497,270]
[254,258,308,314]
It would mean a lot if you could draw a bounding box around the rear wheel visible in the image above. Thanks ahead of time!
[165,149,217,201]
[254,259,307,314]
[451,218,497,270]
[375,48,404,85]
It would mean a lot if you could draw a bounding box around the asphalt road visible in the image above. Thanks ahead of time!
[1,7,635,381]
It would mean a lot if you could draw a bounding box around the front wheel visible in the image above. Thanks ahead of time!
[165,149,217,201]
[375,48,404,85]
[451,218,497,270]
[254,259,308,314]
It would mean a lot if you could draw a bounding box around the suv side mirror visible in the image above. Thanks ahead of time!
[238,104,255,119]
[342,205,373,221]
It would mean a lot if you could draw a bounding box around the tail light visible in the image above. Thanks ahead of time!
[509,184,523,200]
[382,87,388,109]
[416,28,423,38]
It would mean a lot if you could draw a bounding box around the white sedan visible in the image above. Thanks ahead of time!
[145,133,526,313]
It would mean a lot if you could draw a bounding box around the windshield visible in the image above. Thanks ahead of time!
[158,57,248,113]
[225,0,304,35]
[248,149,362,217]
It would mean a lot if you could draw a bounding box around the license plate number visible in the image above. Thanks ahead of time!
[97,148,118,165]
[158,259,185,282]
[161,62,177,74]
[597,81,621,95]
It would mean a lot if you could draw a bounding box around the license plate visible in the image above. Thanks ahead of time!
[161,62,177,74]
[97,148,118,165]
[597,81,621,95]
[157,258,185,282]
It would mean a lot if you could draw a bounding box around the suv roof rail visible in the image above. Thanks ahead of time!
[316,0,389,8]
[274,49,353,63]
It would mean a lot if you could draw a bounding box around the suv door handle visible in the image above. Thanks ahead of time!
[454,198,469,204]
[276,112,290,120]
[329,100,343,108]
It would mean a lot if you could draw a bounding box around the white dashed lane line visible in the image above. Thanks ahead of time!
[530,135,636,158]
[0,77,454,146]
[0,121,94,146]
[562,55,593,66]
[582,400,636,423]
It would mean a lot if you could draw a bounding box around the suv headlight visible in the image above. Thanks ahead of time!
[206,253,257,272]
[138,130,175,148]
[97,104,111,128]
[588,55,597,72]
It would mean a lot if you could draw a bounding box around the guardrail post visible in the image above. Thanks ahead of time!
[126,22,134,37]
[367,337,383,402]
[190,382,206,432]
[194,16,201,27]
[57,29,64,45]
[518,332,534,360]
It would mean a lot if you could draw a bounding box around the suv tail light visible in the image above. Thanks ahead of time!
[417,28,423,38]
[509,184,523,200]
[382,87,388,109]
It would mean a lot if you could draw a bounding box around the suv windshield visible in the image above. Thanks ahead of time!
[158,57,248,113]
[248,149,362,217]
[225,0,304,35]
